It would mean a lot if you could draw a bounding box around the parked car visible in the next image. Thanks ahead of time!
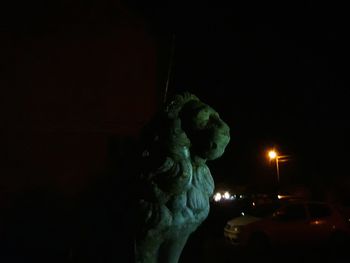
[224,200,350,251]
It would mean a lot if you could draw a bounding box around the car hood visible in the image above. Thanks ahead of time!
[227,215,261,227]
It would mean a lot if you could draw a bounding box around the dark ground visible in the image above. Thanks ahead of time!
[1,197,349,263]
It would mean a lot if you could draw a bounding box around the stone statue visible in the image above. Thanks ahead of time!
[135,92,230,263]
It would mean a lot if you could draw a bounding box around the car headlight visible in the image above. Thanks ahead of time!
[225,224,243,232]
[232,226,243,232]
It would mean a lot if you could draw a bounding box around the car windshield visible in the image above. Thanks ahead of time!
[245,203,282,218]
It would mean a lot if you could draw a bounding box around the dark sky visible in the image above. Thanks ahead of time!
[130,1,350,191]
[2,0,350,197]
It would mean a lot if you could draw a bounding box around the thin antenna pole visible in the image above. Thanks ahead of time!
[163,34,176,104]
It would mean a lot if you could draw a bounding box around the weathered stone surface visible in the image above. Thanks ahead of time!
[135,92,230,263]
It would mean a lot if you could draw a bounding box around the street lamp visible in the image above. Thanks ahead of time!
[267,149,289,185]
[268,150,280,184]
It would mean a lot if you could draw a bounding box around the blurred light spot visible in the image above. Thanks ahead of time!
[214,192,222,202]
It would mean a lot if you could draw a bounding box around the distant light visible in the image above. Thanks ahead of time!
[223,191,230,199]
[241,212,245,216]
[252,202,256,206]
[268,150,277,159]
[239,195,243,199]
[277,195,282,199]
[214,193,222,202]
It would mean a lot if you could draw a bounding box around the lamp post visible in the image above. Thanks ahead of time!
[268,149,290,187]
[268,150,280,184]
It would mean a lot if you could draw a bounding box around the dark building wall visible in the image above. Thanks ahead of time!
[1,2,159,261]
[2,2,158,197]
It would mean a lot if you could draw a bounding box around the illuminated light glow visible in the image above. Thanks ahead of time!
[214,193,222,202]
[268,150,277,159]
[277,195,282,199]
[241,212,245,216]
[252,202,256,206]
[223,191,230,199]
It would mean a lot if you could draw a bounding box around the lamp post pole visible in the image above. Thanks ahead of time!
[268,149,288,188]
[268,149,290,191]
[275,156,280,185]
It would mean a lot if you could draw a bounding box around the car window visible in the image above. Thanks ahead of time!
[307,203,332,219]
[275,203,307,221]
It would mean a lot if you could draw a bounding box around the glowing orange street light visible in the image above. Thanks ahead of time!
[268,150,277,160]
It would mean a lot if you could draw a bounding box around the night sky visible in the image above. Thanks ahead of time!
[134,1,350,194]
[2,0,350,199]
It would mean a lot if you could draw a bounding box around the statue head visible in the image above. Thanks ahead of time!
[165,92,230,161]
